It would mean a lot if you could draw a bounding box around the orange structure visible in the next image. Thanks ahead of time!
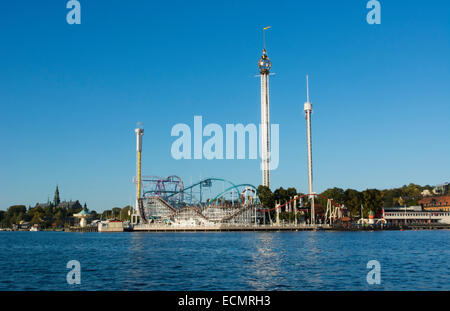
[419,195,450,211]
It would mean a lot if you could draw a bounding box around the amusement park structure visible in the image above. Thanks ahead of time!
[259,26,272,189]
[136,177,264,227]
[131,157,347,228]
[131,126,266,226]
[304,75,315,224]
[133,127,144,224]
[129,29,347,230]
[130,125,346,228]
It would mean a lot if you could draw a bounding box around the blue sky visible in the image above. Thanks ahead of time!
[0,0,449,212]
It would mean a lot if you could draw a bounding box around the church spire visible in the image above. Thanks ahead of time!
[54,185,61,206]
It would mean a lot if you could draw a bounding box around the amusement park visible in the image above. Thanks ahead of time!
[135,175,349,228]
[130,174,347,231]
[129,29,348,231]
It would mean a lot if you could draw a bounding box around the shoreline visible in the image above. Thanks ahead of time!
[2,224,449,233]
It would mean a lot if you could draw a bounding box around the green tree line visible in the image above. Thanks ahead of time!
[0,203,133,228]
[258,183,435,218]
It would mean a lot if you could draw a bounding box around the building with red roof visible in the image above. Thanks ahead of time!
[419,195,450,211]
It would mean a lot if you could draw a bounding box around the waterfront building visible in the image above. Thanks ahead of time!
[419,195,450,211]
[98,220,124,232]
[12,221,31,231]
[384,206,422,212]
[421,189,432,197]
[432,182,449,195]
[382,207,450,225]
[56,200,83,211]
[36,186,84,212]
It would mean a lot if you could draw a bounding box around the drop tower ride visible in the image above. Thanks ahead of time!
[258,27,272,188]
[304,75,315,224]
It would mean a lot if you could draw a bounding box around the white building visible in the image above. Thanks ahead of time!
[383,208,450,225]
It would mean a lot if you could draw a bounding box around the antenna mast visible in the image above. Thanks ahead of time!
[263,26,271,51]
[306,75,309,103]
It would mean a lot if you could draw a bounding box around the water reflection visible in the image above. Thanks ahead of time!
[302,232,324,289]
[248,233,286,290]
[1,231,448,290]
[124,233,149,289]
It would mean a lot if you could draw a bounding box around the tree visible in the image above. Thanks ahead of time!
[70,201,83,214]
[361,189,383,217]
[422,185,433,191]
[90,210,99,219]
[120,206,132,221]
[6,205,27,224]
[319,188,345,208]
[0,210,7,228]
[273,187,288,204]
[112,207,122,219]
[344,189,362,217]
[286,187,298,200]
[7,205,26,216]
[257,186,274,209]
[54,211,65,227]
[102,210,112,220]
[381,189,397,207]
[31,212,43,225]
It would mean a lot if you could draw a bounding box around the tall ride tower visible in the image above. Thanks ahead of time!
[258,27,272,188]
[304,75,315,224]
[135,127,144,217]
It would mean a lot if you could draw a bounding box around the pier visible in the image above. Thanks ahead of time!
[406,224,450,230]
[131,224,332,232]
[130,223,450,232]
[67,226,98,232]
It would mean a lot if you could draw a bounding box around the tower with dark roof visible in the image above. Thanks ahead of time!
[53,186,61,206]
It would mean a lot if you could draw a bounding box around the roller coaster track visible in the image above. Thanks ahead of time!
[174,206,209,221]
[142,175,184,200]
[165,177,247,204]
[155,197,178,213]
[221,205,256,222]
[138,178,261,224]
[138,196,177,223]
[207,184,259,206]
[258,193,343,213]
[140,197,259,224]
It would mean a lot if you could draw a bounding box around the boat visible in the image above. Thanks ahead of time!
[30,225,40,232]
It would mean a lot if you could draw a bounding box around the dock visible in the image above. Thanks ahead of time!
[130,223,450,232]
[64,223,450,233]
[406,224,450,230]
[67,226,98,232]
[131,224,332,232]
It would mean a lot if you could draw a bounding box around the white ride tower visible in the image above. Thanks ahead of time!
[304,75,315,224]
[258,44,272,188]
[133,127,144,224]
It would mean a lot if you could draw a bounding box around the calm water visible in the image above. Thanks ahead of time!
[0,230,448,290]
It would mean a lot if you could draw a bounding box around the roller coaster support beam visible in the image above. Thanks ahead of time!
[294,195,298,225]
[276,201,280,225]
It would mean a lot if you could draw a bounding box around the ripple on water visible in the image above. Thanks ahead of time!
[0,231,448,290]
